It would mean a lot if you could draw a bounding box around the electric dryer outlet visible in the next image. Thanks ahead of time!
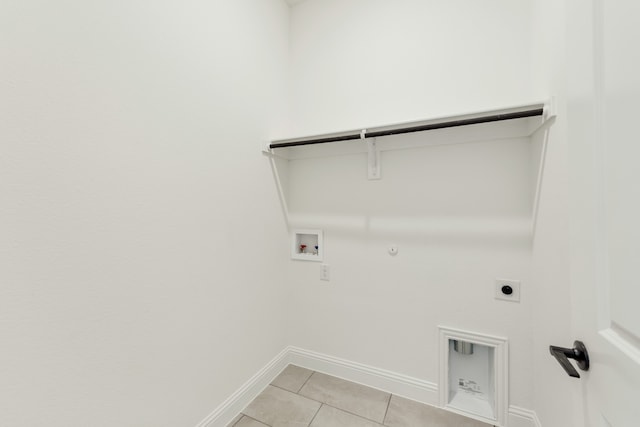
[495,279,521,302]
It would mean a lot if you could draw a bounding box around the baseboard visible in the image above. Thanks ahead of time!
[286,346,439,406]
[508,405,542,427]
[533,411,542,427]
[194,347,290,427]
[195,346,541,427]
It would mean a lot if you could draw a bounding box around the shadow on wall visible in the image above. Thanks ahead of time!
[270,119,546,248]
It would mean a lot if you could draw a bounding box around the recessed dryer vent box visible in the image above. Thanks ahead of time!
[291,229,323,262]
[439,326,508,426]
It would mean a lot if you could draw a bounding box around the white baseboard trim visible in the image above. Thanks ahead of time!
[533,412,542,427]
[508,405,542,427]
[194,347,290,427]
[287,346,439,406]
[195,346,541,427]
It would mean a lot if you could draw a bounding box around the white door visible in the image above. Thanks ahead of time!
[568,1,640,425]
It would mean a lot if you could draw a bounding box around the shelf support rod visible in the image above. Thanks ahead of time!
[269,104,547,150]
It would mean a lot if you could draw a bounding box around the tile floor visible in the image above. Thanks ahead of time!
[227,365,493,427]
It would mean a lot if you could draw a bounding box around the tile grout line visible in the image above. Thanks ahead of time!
[270,383,296,394]
[241,414,272,427]
[382,393,392,426]
[296,370,316,394]
[306,403,324,427]
[266,370,323,427]
[293,369,390,425]
[314,401,386,425]
[272,380,387,425]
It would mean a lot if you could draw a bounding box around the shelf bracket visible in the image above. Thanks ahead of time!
[366,135,381,180]
[543,96,557,120]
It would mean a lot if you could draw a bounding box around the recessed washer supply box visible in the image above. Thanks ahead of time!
[291,229,323,262]
[439,326,509,426]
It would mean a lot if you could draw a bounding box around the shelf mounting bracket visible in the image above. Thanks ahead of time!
[365,132,381,180]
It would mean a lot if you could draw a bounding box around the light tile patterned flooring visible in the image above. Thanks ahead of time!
[228,365,493,427]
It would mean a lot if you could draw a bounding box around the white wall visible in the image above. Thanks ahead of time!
[0,0,580,424]
[0,1,290,426]
[529,1,574,425]
[285,0,537,411]
[287,0,535,137]
[283,132,535,410]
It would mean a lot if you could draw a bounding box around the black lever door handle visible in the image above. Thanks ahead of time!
[549,340,589,378]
